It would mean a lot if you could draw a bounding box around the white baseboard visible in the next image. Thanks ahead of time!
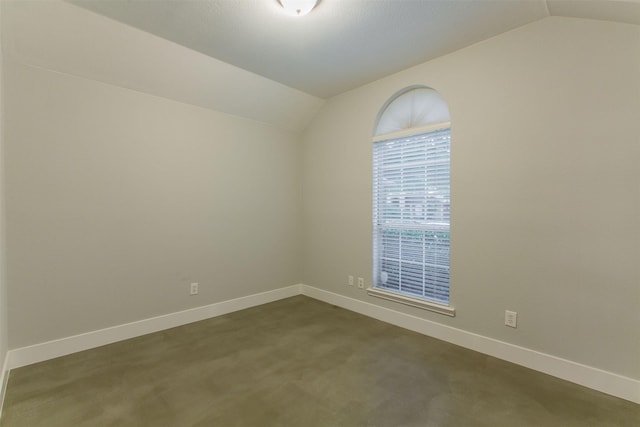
[5,283,638,405]
[7,284,302,370]
[300,284,640,404]
[0,350,9,416]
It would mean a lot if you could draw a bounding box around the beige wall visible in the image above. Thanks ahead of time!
[4,60,302,348]
[0,1,8,371]
[302,17,640,380]
[1,0,311,350]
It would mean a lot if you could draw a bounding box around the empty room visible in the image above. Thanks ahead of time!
[0,0,638,425]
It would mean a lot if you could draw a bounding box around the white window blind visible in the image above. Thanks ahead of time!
[374,87,450,136]
[373,127,451,304]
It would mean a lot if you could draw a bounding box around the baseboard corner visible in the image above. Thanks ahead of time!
[7,283,302,371]
[0,351,10,417]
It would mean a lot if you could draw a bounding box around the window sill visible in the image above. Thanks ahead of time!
[367,287,456,317]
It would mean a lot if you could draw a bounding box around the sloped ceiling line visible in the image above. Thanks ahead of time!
[2,0,638,130]
[67,0,640,99]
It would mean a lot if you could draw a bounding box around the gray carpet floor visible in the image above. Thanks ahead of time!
[1,295,638,426]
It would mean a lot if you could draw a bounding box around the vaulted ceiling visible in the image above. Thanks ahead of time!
[70,0,640,99]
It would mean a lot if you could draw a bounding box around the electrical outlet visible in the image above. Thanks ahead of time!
[505,310,517,328]
[190,283,199,295]
[348,275,354,286]
[357,277,364,289]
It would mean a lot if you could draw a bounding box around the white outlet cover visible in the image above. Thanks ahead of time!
[505,310,517,328]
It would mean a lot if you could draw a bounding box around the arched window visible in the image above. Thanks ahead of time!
[370,87,454,316]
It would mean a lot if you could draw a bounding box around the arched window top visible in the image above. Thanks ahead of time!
[374,86,450,137]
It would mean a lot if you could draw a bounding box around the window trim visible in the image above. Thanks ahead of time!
[372,121,451,142]
[372,122,453,316]
[367,287,456,317]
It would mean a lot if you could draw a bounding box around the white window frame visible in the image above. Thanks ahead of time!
[370,122,455,317]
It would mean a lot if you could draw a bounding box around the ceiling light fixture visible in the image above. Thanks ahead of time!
[279,0,318,17]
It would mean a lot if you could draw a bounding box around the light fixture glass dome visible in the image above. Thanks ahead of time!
[279,0,318,16]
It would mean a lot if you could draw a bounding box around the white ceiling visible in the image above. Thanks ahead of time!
[69,0,640,99]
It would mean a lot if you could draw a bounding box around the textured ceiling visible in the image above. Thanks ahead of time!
[69,0,640,99]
